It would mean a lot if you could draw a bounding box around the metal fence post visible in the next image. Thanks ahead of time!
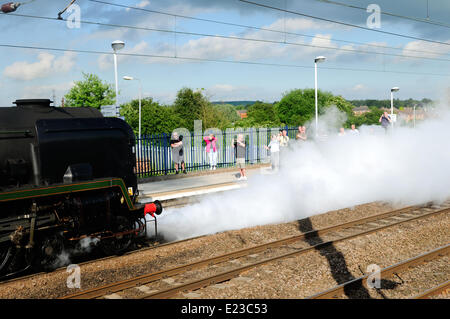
[163,133,168,175]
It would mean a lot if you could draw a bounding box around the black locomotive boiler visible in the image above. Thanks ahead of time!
[0,99,162,277]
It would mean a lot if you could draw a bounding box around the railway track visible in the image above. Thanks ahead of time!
[0,196,202,286]
[308,244,449,299]
[1,180,238,285]
[61,202,449,299]
[412,280,450,299]
[0,182,239,285]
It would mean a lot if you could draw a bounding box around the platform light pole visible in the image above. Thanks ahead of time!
[314,56,326,137]
[390,87,399,129]
[123,76,142,140]
[111,40,125,110]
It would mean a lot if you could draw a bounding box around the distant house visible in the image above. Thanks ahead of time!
[397,107,426,123]
[236,110,248,119]
[352,105,370,116]
[379,107,403,113]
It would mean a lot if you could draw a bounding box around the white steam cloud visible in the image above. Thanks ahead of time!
[152,102,450,242]
[52,237,100,269]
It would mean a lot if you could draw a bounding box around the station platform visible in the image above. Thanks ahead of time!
[138,164,270,203]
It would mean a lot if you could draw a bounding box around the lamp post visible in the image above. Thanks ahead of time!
[123,76,142,140]
[413,104,416,128]
[390,87,399,129]
[111,40,125,110]
[314,56,326,137]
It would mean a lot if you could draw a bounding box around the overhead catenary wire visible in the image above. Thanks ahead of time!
[87,0,448,58]
[317,0,450,29]
[239,0,450,47]
[3,12,450,63]
[0,42,448,77]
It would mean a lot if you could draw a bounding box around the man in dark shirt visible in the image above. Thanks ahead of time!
[233,134,246,181]
[379,112,391,132]
[171,132,186,174]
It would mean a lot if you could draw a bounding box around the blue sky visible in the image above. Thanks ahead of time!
[0,0,449,106]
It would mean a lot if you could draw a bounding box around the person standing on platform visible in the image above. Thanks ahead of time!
[295,126,302,140]
[379,112,391,133]
[170,132,186,174]
[233,134,247,181]
[264,134,280,171]
[278,129,290,167]
[350,124,359,135]
[204,133,218,170]
[279,129,290,148]
[296,126,307,143]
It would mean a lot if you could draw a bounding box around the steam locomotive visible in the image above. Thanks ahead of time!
[0,99,162,277]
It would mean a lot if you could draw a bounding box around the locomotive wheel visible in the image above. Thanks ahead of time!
[0,244,13,276]
[36,234,65,271]
[100,216,133,256]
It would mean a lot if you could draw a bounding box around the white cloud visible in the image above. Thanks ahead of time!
[3,52,76,81]
[21,81,75,102]
[126,0,150,11]
[265,17,337,33]
[94,17,439,71]
[98,41,150,70]
[402,40,450,58]
[136,0,151,8]
[53,52,77,72]
[168,30,357,63]
[89,16,359,70]
[352,84,366,91]
[211,84,235,92]
[205,83,279,102]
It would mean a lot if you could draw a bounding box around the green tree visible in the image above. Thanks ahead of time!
[212,104,241,124]
[275,88,333,126]
[64,73,115,109]
[120,98,182,135]
[172,88,207,131]
[172,87,233,130]
[236,101,281,127]
[201,103,232,130]
[326,95,355,116]
[347,107,383,128]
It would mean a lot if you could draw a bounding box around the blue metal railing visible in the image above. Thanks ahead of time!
[135,126,299,178]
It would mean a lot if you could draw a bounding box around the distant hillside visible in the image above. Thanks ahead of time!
[211,101,257,106]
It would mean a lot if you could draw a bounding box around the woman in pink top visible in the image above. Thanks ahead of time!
[204,134,218,170]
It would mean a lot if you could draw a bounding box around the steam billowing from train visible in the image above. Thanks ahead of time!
[153,99,450,242]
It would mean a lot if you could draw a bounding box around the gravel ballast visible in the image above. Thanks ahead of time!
[0,201,447,299]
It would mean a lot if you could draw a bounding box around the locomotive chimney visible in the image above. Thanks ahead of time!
[14,99,53,109]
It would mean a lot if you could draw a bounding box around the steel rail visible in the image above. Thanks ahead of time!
[309,244,450,299]
[139,207,449,299]
[61,204,423,299]
[0,232,204,286]
[0,197,200,286]
[63,204,446,299]
[0,181,250,285]
[412,280,450,299]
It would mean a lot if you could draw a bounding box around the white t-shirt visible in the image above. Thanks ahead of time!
[268,140,280,152]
